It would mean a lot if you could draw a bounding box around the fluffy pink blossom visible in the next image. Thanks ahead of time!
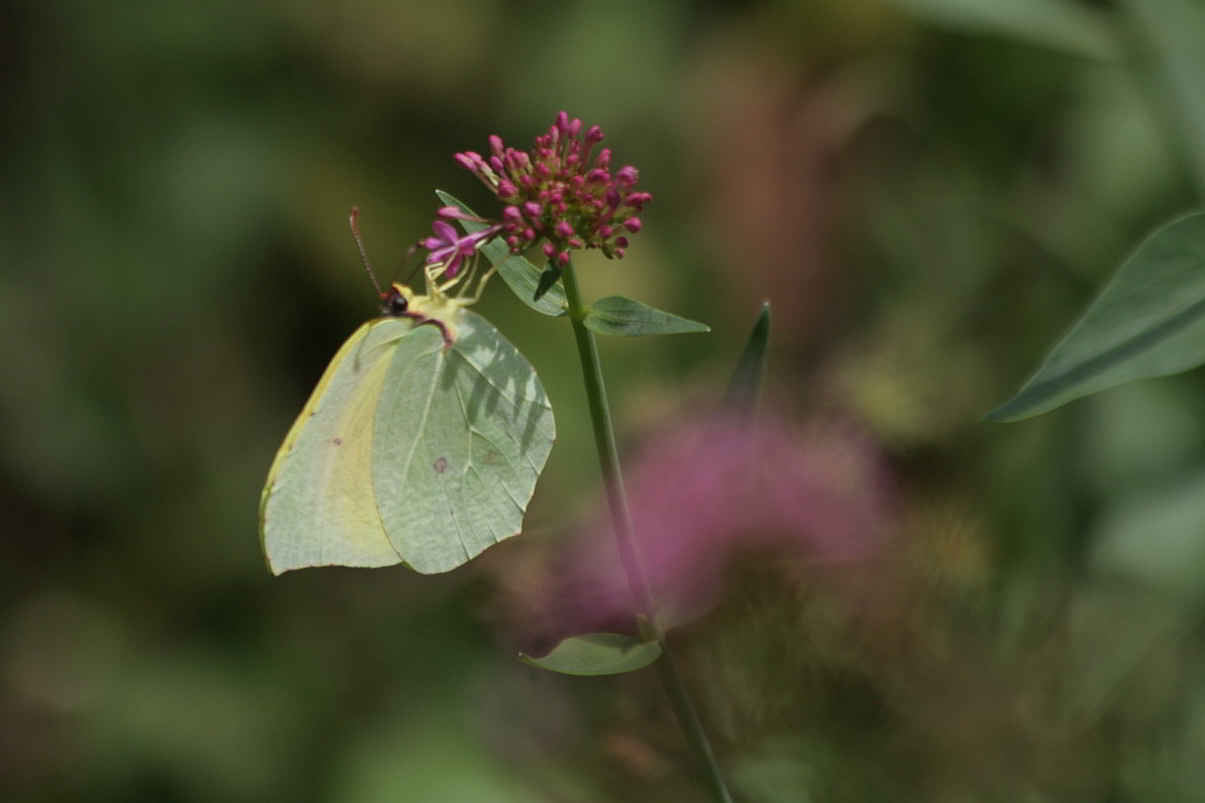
[535,413,893,650]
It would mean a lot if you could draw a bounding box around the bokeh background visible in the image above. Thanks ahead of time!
[4,0,1205,800]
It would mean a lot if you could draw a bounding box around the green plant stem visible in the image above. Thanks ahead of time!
[561,262,735,803]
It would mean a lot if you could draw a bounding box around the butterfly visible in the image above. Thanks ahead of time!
[259,211,555,574]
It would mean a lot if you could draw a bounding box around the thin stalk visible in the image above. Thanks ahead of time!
[561,262,735,803]
[1120,0,1205,200]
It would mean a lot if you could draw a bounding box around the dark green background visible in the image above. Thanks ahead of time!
[4,0,1205,800]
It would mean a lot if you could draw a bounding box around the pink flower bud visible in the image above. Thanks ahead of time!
[616,166,639,185]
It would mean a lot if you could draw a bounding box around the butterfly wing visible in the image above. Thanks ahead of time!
[372,310,556,573]
[259,317,412,574]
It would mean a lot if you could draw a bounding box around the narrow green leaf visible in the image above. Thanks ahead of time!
[533,264,563,302]
[491,248,568,316]
[520,633,662,676]
[581,295,710,337]
[724,302,771,415]
[988,213,1205,421]
[434,190,567,317]
[885,0,1121,59]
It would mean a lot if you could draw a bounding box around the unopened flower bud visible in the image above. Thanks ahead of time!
[616,166,639,185]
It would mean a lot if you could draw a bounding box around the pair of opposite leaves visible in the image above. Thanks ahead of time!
[259,272,556,576]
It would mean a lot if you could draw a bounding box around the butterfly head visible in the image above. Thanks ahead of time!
[380,285,410,317]
[352,207,496,346]
[380,282,470,345]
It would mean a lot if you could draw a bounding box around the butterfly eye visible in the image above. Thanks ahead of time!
[382,292,409,317]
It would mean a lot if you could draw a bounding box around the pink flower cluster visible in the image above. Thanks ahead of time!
[453,111,651,267]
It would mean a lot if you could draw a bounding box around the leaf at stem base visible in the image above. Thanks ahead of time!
[519,633,662,676]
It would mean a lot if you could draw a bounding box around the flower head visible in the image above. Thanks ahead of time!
[455,111,651,266]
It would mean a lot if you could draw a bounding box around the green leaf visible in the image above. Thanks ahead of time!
[723,302,770,415]
[988,213,1205,421]
[885,0,1121,59]
[435,190,567,317]
[533,264,564,302]
[492,247,568,317]
[581,295,710,337]
[520,633,662,676]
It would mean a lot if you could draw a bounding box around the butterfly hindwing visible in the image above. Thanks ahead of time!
[372,311,556,573]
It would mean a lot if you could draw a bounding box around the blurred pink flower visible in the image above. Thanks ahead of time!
[538,413,893,650]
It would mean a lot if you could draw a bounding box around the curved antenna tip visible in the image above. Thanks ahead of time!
[348,208,383,297]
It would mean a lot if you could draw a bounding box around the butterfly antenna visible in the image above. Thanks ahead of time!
[349,208,384,298]
[392,244,424,287]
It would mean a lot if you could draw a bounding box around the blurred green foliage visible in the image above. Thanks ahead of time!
[4,0,1205,800]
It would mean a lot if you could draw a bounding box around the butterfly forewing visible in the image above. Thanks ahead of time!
[260,318,411,573]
